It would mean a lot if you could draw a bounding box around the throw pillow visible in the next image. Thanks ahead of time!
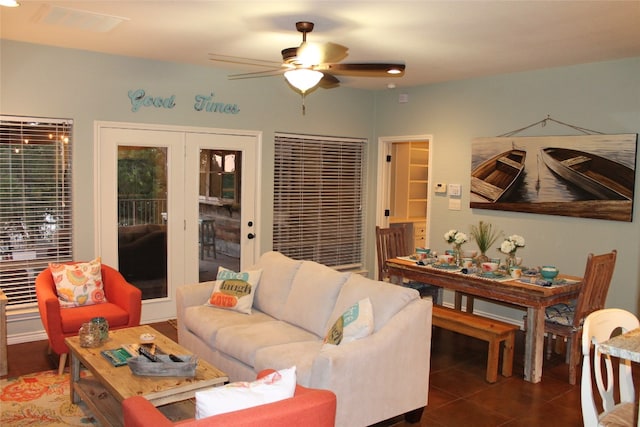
[49,257,107,308]
[195,366,296,419]
[206,267,262,314]
[323,297,374,348]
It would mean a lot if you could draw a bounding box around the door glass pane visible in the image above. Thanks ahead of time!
[117,146,168,300]
[198,149,240,281]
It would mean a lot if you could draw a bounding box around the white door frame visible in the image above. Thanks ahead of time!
[376,134,433,237]
[94,121,262,323]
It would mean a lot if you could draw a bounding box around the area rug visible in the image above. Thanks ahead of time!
[0,370,98,426]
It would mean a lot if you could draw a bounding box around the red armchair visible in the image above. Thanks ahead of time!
[36,262,142,375]
[122,370,337,427]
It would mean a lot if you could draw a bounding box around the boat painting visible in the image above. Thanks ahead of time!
[470,134,637,222]
[470,149,527,203]
[540,147,634,201]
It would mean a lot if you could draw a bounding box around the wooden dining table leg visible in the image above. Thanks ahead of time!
[524,306,545,383]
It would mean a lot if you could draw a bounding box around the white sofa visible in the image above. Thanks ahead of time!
[176,251,433,427]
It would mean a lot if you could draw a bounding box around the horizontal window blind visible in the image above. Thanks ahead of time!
[274,133,366,269]
[0,116,73,308]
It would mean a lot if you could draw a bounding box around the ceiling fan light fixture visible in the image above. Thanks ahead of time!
[387,67,403,75]
[284,68,323,93]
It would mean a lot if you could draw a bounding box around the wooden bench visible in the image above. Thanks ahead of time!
[432,305,519,383]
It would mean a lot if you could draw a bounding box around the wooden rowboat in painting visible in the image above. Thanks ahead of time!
[470,149,527,203]
[540,147,634,200]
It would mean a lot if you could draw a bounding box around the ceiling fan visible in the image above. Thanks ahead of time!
[209,21,406,113]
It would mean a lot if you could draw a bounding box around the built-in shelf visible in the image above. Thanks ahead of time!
[390,141,429,251]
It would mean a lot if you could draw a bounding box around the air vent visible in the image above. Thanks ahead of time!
[34,5,128,33]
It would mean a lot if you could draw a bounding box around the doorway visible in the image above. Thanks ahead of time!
[95,122,261,323]
[377,135,432,255]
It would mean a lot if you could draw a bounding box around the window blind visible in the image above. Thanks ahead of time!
[273,133,366,269]
[0,116,73,307]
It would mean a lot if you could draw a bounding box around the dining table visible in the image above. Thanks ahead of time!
[386,257,583,383]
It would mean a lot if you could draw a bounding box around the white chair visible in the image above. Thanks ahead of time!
[581,308,639,427]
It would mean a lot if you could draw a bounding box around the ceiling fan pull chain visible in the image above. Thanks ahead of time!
[301,93,306,115]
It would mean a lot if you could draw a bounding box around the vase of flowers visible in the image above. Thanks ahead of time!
[444,229,468,266]
[500,234,525,269]
[470,221,501,264]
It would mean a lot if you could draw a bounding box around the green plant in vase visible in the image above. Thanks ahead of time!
[470,221,501,263]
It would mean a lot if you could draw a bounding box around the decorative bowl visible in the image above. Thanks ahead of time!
[439,254,455,265]
[540,266,559,280]
[481,262,499,272]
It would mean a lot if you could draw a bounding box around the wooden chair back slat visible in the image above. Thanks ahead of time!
[572,250,617,328]
[375,226,408,281]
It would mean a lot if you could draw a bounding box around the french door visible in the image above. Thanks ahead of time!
[95,122,261,323]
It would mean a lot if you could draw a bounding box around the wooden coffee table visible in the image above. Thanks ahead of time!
[65,324,228,427]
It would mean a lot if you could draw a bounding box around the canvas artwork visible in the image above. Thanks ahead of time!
[469,134,637,222]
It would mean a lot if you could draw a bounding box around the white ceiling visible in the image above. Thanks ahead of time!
[2,1,640,90]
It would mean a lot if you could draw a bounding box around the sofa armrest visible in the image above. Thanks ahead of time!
[310,297,432,427]
[123,370,337,427]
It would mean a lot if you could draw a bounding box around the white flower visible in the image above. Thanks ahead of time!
[509,234,525,247]
[444,229,467,245]
[454,232,468,245]
[500,234,525,254]
[500,240,516,254]
[444,229,457,243]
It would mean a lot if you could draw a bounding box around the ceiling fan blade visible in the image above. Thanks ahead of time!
[228,68,286,80]
[318,73,340,89]
[297,42,348,66]
[319,63,406,77]
[209,53,281,68]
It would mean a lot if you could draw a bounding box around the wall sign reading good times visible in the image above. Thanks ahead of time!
[127,89,240,114]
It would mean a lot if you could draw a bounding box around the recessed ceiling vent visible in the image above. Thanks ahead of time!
[33,4,128,33]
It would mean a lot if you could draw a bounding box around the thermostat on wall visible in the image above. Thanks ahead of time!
[448,183,462,197]
[435,183,447,194]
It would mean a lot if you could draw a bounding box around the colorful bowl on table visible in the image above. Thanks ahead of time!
[540,266,559,280]
[438,254,455,265]
[481,262,499,272]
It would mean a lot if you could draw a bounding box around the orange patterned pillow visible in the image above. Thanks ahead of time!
[49,257,107,308]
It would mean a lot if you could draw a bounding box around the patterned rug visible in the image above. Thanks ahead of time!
[0,370,98,426]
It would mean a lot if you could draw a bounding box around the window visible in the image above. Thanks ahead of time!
[199,149,241,204]
[273,133,366,269]
[0,116,73,307]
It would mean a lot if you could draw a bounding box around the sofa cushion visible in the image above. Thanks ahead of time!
[50,257,107,308]
[254,341,323,386]
[251,251,303,318]
[206,268,262,315]
[281,261,350,336]
[184,305,276,345]
[326,273,419,333]
[195,366,296,419]
[215,320,318,367]
[323,297,374,348]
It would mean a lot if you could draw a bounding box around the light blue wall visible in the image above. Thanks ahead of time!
[373,58,640,318]
[2,39,639,337]
[1,40,375,338]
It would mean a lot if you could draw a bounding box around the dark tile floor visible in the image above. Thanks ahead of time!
[9,321,633,426]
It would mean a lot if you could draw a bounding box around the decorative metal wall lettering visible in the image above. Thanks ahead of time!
[127,89,240,114]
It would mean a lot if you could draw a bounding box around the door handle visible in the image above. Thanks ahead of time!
[247,233,255,239]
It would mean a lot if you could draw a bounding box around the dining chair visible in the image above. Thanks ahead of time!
[544,249,617,385]
[375,226,442,304]
[581,308,639,427]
